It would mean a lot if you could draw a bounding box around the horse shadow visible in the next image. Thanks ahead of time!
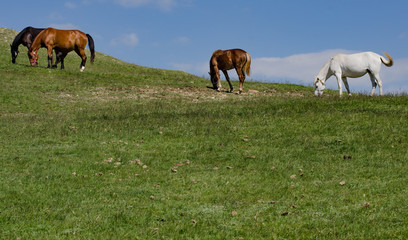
[206,86,237,94]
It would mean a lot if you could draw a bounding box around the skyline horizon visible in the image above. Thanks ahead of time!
[1,1,407,94]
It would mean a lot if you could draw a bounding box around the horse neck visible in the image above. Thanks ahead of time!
[11,29,27,49]
[317,59,333,81]
[209,55,218,70]
[30,31,43,51]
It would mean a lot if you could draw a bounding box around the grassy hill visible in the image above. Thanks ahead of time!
[1,27,407,239]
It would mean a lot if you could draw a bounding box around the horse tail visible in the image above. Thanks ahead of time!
[381,52,393,67]
[86,34,95,63]
[243,52,251,76]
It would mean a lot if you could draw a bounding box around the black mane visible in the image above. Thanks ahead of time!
[11,26,30,49]
[11,26,45,48]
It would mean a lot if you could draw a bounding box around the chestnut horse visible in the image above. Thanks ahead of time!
[29,28,95,71]
[10,26,63,64]
[209,49,251,94]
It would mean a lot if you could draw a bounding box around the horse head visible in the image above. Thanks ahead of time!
[208,71,218,89]
[10,44,19,64]
[28,50,38,66]
[314,77,326,97]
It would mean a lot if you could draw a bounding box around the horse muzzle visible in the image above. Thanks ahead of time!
[29,52,38,66]
[314,89,323,97]
[29,61,38,67]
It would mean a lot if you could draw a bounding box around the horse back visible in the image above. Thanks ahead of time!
[41,28,88,50]
[211,49,247,70]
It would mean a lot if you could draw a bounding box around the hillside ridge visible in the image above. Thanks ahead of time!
[0,26,312,98]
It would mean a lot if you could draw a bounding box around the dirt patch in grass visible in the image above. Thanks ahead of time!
[29,84,308,109]
[83,85,306,103]
[88,85,229,102]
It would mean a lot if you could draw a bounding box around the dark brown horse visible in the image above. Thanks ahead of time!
[29,28,95,71]
[209,49,251,94]
[10,26,63,64]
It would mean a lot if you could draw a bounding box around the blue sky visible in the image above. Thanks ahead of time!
[2,0,408,93]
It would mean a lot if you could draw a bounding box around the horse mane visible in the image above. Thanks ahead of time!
[11,27,30,48]
[12,27,46,49]
[30,28,47,51]
[209,50,222,71]
[211,49,223,57]
[316,58,333,82]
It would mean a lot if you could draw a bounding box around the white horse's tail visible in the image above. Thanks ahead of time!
[381,52,393,67]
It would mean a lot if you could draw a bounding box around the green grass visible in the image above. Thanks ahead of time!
[1,27,408,239]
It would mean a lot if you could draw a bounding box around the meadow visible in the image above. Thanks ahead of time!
[1,27,407,239]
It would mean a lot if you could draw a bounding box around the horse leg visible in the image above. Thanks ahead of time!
[372,72,383,96]
[53,51,62,68]
[214,67,222,91]
[368,71,383,96]
[334,73,343,96]
[222,70,233,93]
[47,47,54,68]
[236,68,246,94]
[75,47,87,72]
[377,76,383,96]
[59,52,67,70]
[342,77,351,96]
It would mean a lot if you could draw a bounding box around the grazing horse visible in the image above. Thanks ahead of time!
[28,28,95,71]
[209,49,251,94]
[314,52,393,96]
[10,26,63,64]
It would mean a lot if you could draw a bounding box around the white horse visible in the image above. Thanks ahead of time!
[314,52,393,96]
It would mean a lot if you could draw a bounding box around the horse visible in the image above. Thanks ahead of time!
[10,26,63,65]
[209,49,251,94]
[28,28,95,71]
[314,52,393,97]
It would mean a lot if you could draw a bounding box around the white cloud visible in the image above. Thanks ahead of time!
[171,63,193,71]
[398,32,407,39]
[65,2,77,8]
[49,12,64,21]
[115,0,149,7]
[110,33,139,47]
[172,49,408,94]
[171,61,208,76]
[173,36,190,44]
[49,23,78,30]
[251,49,357,84]
[379,57,408,93]
[115,0,176,11]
